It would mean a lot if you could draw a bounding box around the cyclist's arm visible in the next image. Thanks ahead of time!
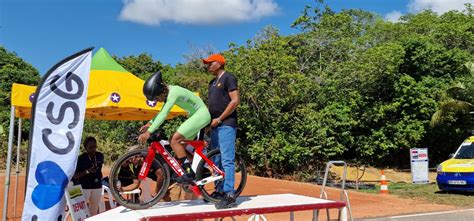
[147,96,176,133]
[121,180,140,192]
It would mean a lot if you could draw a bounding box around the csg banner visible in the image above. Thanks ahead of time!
[22,48,93,221]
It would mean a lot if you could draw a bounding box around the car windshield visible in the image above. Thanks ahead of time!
[454,143,474,159]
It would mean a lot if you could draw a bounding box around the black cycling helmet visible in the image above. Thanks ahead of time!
[143,71,165,101]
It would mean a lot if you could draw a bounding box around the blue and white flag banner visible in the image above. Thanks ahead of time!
[22,48,93,221]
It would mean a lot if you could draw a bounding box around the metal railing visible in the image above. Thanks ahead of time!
[315,160,353,221]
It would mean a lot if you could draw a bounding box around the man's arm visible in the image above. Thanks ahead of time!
[217,90,239,123]
[211,91,239,127]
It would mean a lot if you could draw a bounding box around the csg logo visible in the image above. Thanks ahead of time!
[23,48,92,221]
[32,72,85,210]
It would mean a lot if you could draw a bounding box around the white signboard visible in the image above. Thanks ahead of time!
[65,185,90,221]
[410,148,429,184]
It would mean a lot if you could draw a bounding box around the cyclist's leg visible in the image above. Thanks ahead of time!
[170,132,187,159]
[174,108,211,183]
[170,132,196,183]
[177,108,211,140]
[169,109,211,158]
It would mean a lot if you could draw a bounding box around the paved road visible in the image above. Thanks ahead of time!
[357,208,474,221]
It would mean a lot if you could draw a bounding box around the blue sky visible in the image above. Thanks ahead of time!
[0,0,470,75]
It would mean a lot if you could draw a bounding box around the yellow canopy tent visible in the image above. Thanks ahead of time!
[10,48,188,120]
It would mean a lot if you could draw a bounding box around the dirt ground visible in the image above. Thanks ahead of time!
[0,170,458,221]
[330,166,438,183]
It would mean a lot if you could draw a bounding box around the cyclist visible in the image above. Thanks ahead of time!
[137,71,211,184]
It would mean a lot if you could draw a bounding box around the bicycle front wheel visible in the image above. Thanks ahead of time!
[195,149,247,203]
[108,149,170,210]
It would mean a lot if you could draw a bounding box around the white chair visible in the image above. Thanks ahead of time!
[115,178,154,205]
[98,185,117,212]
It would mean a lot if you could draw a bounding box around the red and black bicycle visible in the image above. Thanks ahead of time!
[108,133,247,210]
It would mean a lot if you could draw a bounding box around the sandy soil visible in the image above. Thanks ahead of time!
[0,171,458,221]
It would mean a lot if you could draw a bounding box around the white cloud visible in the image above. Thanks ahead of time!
[385,10,403,22]
[408,0,471,14]
[384,0,471,22]
[119,0,279,26]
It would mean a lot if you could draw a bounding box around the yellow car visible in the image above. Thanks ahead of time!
[437,136,474,191]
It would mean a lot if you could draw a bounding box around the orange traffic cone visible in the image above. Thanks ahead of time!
[380,170,389,194]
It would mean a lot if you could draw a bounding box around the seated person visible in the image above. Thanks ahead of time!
[117,145,177,202]
[118,160,165,202]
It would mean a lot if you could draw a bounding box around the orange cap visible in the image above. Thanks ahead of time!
[202,54,225,64]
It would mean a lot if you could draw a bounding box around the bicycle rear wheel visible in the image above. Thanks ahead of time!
[195,149,247,203]
[108,149,170,210]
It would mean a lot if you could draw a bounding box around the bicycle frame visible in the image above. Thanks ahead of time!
[137,139,225,195]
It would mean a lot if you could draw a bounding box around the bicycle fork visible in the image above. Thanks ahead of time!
[138,147,156,180]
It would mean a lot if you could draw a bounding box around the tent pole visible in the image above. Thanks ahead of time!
[2,106,15,221]
[13,118,22,218]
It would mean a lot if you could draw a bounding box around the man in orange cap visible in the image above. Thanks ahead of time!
[202,53,240,209]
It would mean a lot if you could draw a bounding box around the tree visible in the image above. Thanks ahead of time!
[0,46,40,167]
[431,62,474,127]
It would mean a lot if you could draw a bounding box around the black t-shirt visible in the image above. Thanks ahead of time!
[117,164,140,187]
[74,152,104,189]
[208,72,238,127]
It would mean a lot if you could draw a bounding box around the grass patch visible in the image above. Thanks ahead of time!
[357,182,474,207]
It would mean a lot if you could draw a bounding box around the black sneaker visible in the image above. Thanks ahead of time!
[175,163,195,184]
[215,192,237,209]
[203,191,224,203]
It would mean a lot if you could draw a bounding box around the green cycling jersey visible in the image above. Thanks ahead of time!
[147,85,210,139]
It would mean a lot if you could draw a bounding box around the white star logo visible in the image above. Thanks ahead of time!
[111,94,119,101]
[110,93,121,103]
[147,100,156,107]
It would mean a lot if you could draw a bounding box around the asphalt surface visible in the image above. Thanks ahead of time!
[357,208,474,221]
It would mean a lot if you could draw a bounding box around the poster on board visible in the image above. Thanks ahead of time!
[410,148,429,184]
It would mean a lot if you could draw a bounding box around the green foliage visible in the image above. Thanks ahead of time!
[399,36,471,80]
[0,47,40,129]
[114,53,167,79]
[0,47,40,166]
